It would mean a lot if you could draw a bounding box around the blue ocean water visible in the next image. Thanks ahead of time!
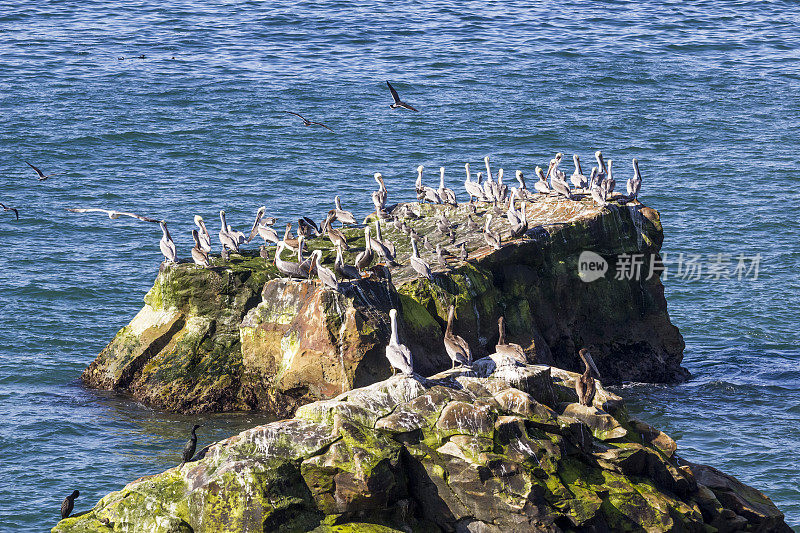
[1,1,798,529]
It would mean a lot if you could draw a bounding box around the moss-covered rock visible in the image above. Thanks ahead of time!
[55,359,789,533]
[83,197,686,414]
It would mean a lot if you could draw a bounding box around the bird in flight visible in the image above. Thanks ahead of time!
[25,161,60,181]
[66,207,160,223]
[281,111,334,132]
[386,81,418,111]
[0,202,19,220]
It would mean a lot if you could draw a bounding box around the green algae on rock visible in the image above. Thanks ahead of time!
[56,356,790,533]
[82,197,686,414]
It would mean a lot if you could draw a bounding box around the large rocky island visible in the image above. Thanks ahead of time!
[59,196,790,531]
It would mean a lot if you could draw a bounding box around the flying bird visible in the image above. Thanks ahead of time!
[66,208,159,223]
[386,81,418,111]
[281,111,333,132]
[0,202,19,220]
[26,161,60,181]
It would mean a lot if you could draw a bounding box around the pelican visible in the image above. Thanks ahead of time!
[576,348,601,406]
[495,168,508,203]
[595,151,607,181]
[191,229,211,268]
[495,317,525,363]
[506,190,522,226]
[444,305,472,369]
[386,308,414,375]
[415,165,441,204]
[355,226,374,271]
[66,207,159,222]
[296,236,314,275]
[324,211,348,250]
[484,214,502,250]
[334,196,356,225]
[550,160,574,200]
[465,215,478,232]
[509,200,528,239]
[410,239,433,279]
[372,173,388,213]
[218,210,239,252]
[275,241,308,279]
[459,242,468,262]
[371,219,398,265]
[312,250,339,291]
[627,158,642,200]
[438,167,457,205]
[298,217,319,238]
[436,213,451,235]
[256,222,279,245]
[334,244,361,280]
[533,166,551,194]
[589,166,601,190]
[159,221,177,263]
[246,207,266,243]
[603,159,616,197]
[464,163,485,202]
[511,170,533,200]
[193,216,213,253]
[571,154,588,189]
[436,243,448,268]
[590,180,608,207]
[281,222,301,251]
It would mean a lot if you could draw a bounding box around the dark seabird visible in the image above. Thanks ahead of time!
[179,424,201,468]
[576,348,601,406]
[191,229,211,268]
[386,309,413,375]
[386,81,418,111]
[335,245,361,280]
[444,305,472,369]
[26,161,59,181]
[61,490,79,519]
[0,202,19,220]
[355,226,374,271]
[495,317,526,363]
[281,111,333,132]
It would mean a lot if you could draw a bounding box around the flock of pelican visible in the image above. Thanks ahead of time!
[62,150,630,405]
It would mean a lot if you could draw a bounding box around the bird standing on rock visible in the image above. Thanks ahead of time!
[444,305,472,369]
[61,490,79,519]
[159,221,177,263]
[179,424,201,468]
[386,309,414,375]
[576,348,601,406]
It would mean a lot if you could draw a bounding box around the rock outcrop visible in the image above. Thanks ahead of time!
[82,197,686,414]
[56,357,789,532]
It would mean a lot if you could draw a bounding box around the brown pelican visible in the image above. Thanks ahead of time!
[281,111,333,132]
[465,215,478,232]
[334,244,361,280]
[323,211,348,250]
[495,168,508,203]
[0,202,19,220]
[602,159,616,197]
[511,170,534,200]
[312,250,339,291]
[386,81,418,111]
[534,166,551,194]
[334,196,356,225]
[246,207,266,243]
[355,226,374,271]
[550,159,574,200]
[26,161,60,181]
[576,348,601,406]
[61,490,79,519]
[459,242,468,262]
[436,243,449,268]
[571,154,589,189]
[256,221,279,245]
[444,305,472,369]
[66,207,159,222]
[484,214,502,250]
[298,217,318,238]
[386,309,414,375]
[218,210,240,252]
[627,158,642,199]
[191,229,211,268]
[372,173,388,213]
[193,216,213,253]
[594,151,607,182]
[509,199,528,239]
[506,190,522,226]
[275,241,308,278]
[438,167,457,205]
[159,221,177,262]
[464,163,485,202]
[495,317,525,362]
[416,166,441,204]
[410,239,433,279]
[590,181,608,207]
[371,219,398,265]
[281,222,301,251]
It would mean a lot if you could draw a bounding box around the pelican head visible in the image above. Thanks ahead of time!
[578,348,601,378]
[535,166,545,180]
[573,154,580,164]
[632,158,640,178]
[555,152,563,162]
[476,171,483,184]
[194,215,203,225]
